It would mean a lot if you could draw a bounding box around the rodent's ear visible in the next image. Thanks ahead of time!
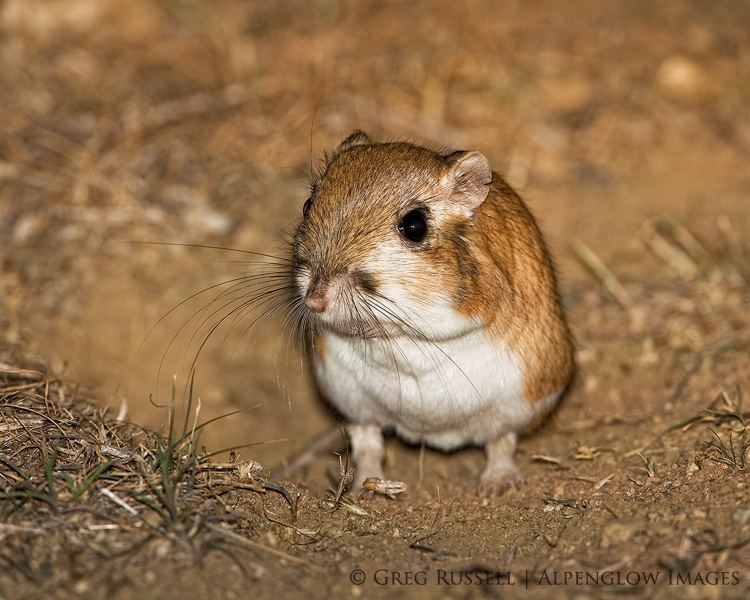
[336,130,372,154]
[443,151,492,212]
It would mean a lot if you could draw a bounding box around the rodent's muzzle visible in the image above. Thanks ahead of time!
[304,275,328,314]
[299,269,396,338]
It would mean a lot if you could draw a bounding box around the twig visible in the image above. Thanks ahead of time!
[571,238,633,308]
[101,488,139,516]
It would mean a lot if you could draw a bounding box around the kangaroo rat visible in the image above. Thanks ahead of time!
[292,131,573,496]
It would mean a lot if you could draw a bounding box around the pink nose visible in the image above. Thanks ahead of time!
[305,285,328,313]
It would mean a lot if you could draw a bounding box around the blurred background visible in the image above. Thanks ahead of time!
[1,0,749,472]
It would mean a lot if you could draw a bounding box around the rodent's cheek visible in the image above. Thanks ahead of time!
[362,240,481,340]
[363,241,438,306]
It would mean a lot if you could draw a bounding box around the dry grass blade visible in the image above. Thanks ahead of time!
[639,216,715,279]
[100,488,138,516]
[635,451,657,478]
[704,427,748,470]
[667,389,748,433]
[531,453,563,465]
[571,238,633,308]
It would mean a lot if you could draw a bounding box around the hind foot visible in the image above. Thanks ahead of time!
[477,432,524,497]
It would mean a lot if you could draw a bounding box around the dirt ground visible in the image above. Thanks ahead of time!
[1,1,750,598]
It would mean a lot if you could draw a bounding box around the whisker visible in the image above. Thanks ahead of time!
[196,278,293,353]
[359,293,455,431]
[155,280,294,402]
[181,286,297,400]
[351,288,411,417]
[272,298,308,410]
[378,296,498,437]
[364,293,495,434]
[129,240,293,263]
[228,287,299,357]
[140,271,289,351]
[180,278,292,368]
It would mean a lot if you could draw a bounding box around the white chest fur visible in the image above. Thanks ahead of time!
[313,327,553,450]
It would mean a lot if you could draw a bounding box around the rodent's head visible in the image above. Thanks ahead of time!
[292,131,492,340]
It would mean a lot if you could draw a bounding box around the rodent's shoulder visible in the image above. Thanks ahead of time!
[471,174,555,276]
[478,174,544,240]
[446,172,564,324]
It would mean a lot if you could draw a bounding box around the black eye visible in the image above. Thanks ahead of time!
[398,209,427,243]
[303,197,312,216]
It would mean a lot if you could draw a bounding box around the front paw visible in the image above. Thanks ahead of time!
[477,468,525,497]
